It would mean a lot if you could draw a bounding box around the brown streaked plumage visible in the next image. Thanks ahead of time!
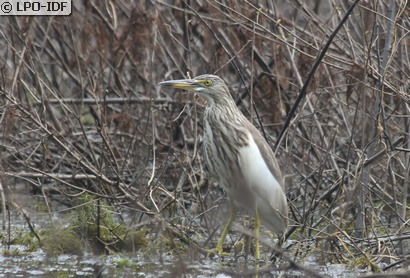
[158,74,288,259]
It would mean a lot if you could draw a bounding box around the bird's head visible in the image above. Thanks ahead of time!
[158,74,233,107]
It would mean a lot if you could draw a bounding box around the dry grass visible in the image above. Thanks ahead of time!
[0,0,409,275]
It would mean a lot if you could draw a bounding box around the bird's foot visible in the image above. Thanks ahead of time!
[207,247,230,258]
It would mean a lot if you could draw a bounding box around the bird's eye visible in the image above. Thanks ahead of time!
[204,80,212,87]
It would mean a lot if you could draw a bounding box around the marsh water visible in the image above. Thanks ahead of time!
[0,203,369,278]
[0,245,368,277]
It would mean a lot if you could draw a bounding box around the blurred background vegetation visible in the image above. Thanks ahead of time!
[0,0,409,275]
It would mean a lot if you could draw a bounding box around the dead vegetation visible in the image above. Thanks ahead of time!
[0,0,409,276]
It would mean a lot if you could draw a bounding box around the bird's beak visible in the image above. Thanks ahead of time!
[158,79,199,91]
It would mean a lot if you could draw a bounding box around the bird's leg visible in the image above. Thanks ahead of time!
[254,206,261,260]
[270,233,285,262]
[207,203,236,257]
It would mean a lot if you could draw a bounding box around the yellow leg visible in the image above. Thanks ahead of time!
[208,204,236,257]
[254,206,260,260]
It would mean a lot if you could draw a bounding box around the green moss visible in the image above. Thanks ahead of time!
[0,229,41,255]
[34,203,50,213]
[114,258,137,268]
[13,230,38,246]
[122,228,149,251]
[138,230,188,259]
[41,226,82,256]
[3,248,24,256]
[68,194,129,253]
[80,114,96,125]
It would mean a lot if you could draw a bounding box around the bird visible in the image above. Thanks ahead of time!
[158,74,288,259]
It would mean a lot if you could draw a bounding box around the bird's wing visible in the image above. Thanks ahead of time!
[237,119,288,233]
[242,120,285,190]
